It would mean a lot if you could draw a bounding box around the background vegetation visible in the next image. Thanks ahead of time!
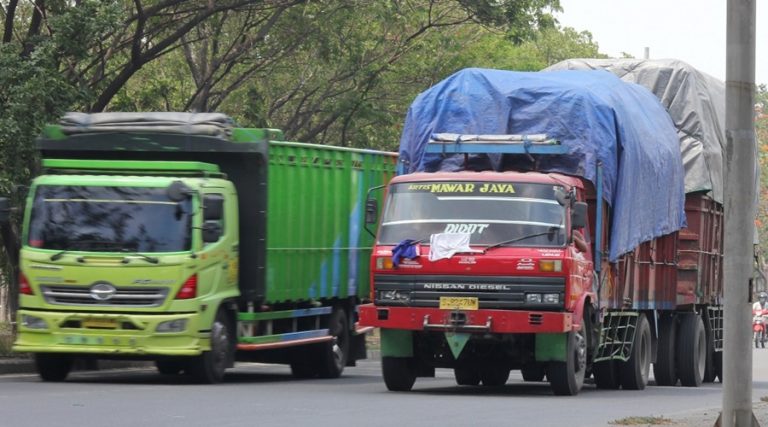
[0,0,764,324]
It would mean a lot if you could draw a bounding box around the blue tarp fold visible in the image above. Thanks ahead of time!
[398,68,686,261]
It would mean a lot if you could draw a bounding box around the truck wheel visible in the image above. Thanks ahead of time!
[653,313,678,386]
[521,365,546,382]
[189,310,232,384]
[548,329,586,396]
[593,360,621,389]
[155,359,185,375]
[676,313,706,387]
[382,357,416,391]
[619,313,651,390]
[454,367,480,386]
[702,324,716,383]
[316,307,350,379]
[35,353,72,382]
[480,365,510,387]
[290,357,318,379]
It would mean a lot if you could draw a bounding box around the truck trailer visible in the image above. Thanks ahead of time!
[0,112,397,383]
[358,68,724,395]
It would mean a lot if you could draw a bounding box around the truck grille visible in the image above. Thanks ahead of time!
[41,285,169,307]
[374,274,565,310]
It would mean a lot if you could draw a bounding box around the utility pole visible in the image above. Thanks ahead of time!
[720,0,758,426]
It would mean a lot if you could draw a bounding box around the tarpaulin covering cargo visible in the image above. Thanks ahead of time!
[545,58,726,203]
[398,68,686,261]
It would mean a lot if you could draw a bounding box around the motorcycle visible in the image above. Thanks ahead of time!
[753,307,768,348]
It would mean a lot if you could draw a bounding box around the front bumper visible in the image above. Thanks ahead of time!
[359,304,572,334]
[13,310,208,356]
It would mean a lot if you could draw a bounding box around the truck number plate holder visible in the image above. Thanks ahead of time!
[439,296,479,310]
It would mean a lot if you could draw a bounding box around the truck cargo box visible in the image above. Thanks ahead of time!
[37,113,397,304]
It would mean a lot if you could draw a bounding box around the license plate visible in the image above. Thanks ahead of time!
[439,296,479,310]
[82,318,118,329]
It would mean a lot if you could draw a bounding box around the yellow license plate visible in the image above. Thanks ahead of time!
[439,296,479,310]
[82,318,118,329]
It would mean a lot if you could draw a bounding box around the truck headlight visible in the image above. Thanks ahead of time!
[379,290,409,302]
[21,314,48,329]
[539,260,562,272]
[526,293,542,303]
[543,293,561,304]
[156,319,188,333]
[375,257,394,270]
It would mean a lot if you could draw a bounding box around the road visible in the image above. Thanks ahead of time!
[1,350,768,427]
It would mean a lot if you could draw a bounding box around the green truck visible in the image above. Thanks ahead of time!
[0,112,397,383]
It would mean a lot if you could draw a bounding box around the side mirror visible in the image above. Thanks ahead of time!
[202,220,223,243]
[203,195,224,220]
[365,199,379,225]
[571,202,588,229]
[0,198,9,223]
[167,181,192,202]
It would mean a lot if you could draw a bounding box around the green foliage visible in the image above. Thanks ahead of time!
[0,0,609,314]
[756,96,768,253]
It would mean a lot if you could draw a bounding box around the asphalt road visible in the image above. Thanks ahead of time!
[1,350,768,427]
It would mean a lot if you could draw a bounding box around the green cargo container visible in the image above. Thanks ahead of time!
[36,120,396,304]
[6,112,396,383]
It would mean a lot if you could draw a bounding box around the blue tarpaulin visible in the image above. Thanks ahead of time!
[398,68,686,261]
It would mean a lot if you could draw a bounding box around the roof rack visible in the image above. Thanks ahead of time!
[425,133,566,155]
[42,159,225,178]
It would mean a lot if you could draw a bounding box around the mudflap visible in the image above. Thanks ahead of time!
[347,333,367,367]
[535,333,568,362]
[380,329,434,378]
[381,329,414,358]
[444,332,471,359]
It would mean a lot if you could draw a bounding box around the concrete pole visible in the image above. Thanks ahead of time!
[643,47,650,60]
[721,0,758,426]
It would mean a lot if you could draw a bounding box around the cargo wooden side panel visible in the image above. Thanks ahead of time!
[602,193,723,310]
[610,233,678,310]
[264,141,396,304]
[676,193,724,306]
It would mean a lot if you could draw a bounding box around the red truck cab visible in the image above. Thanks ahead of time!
[359,169,598,395]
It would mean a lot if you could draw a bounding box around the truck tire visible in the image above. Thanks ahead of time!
[548,329,586,396]
[35,353,72,382]
[189,310,232,384]
[521,365,546,382]
[702,321,716,383]
[676,313,706,387]
[454,367,480,386]
[593,360,621,389]
[316,307,350,379]
[382,357,416,391]
[479,365,510,387]
[653,313,678,386]
[619,313,651,390]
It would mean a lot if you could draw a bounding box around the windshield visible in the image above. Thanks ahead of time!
[378,181,566,247]
[28,185,193,253]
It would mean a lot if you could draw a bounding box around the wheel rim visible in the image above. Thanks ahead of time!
[575,329,587,374]
[331,316,347,371]
[211,320,228,371]
[639,326,650,382]
[696,328,706,376]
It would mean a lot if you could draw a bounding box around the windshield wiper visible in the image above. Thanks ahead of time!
[120,251,159,264]
[483,228,560,253]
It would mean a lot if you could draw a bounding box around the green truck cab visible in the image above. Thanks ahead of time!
[1,112,397,383]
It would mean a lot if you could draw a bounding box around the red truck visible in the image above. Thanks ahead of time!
[359,67,723,396]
